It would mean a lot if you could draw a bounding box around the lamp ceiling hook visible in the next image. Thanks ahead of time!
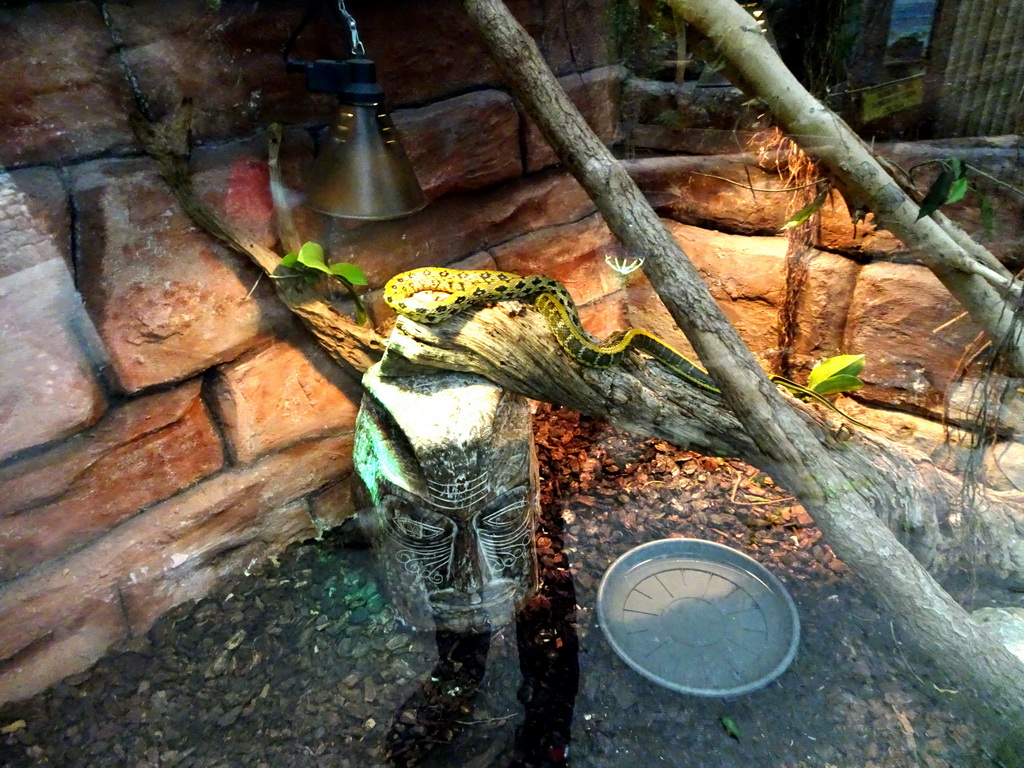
[337,0,366,57]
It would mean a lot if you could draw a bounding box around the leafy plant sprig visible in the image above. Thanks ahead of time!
[279,241,370,325]
[780,187,830,231]
[807,354,865,396]
[914,157,995,235]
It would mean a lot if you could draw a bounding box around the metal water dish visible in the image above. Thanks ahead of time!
[597,538,800,697]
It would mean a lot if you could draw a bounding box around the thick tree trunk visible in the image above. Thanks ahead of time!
[461,0,1024,744]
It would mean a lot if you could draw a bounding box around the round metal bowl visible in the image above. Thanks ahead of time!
[597,538,800,697]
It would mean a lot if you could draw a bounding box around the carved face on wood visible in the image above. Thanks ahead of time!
[353,366,539,633]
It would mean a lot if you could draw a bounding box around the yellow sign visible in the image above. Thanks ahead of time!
[861,75,925,122]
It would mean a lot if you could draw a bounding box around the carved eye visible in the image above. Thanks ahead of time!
[479,498,528,534]
[390,507,453,543]
[394,517,446,541]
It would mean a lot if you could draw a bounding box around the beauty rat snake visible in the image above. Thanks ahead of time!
[384,267,868,429]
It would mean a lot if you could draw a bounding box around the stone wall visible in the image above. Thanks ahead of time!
[0,0,615,704]
[2,0,1022,707]
[619,141,1024,488]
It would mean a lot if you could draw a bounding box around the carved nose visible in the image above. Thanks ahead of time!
[449,523,487,594]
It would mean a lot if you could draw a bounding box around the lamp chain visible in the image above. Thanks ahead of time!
[337,1,366,56]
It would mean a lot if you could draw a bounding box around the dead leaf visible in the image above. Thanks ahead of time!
[893,707,917,751]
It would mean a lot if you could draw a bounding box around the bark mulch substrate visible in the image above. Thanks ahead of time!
[0,403,1001,767]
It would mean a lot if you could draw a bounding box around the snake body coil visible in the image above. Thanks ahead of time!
[384,267,864,427]
[385,268,718,391]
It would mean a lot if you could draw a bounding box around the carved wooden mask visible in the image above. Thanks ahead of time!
[353,365,539,633]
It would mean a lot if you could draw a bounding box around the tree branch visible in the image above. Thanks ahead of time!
[131,104,384,375]
[668,0,1024,370]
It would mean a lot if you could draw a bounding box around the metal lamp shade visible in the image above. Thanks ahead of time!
[304,103,427,220]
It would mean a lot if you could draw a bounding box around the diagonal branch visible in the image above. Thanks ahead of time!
[131,104,384,375]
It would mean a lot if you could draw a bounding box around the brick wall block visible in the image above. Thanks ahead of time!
[0,168,72,279]
[625,155,790,236]
[814,190,907,260]
[0,2,137,166]
[209,335,361,464]
[192,136,282,252]
[664,220,787,362]
[537,0,611,74]
[192,129,326,258]
[623,274,697,363]
[845,262,988,416]
[102,0,573,142]
[1,167,105,463]
[72,157,295,393]
[341,0,536,107]
[321,171,597,289]
[491,213,621,305]
[578,291,630,340]
[790,251,863,375]
[104,0,326,142]
[119,498,315,636]
[562,222,793,376]
[0,381,224,582]
[310,477,357,532]
[525,66,625,172]
[0,380,210,515]
[115,433,355,633]
[0,433,352,705]
[0,586,127,707]
[623,80,764,155]
[395,90,523,202]
[0,258,106,464]
[625,155,908,263]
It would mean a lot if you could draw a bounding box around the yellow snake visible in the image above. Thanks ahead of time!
[384,267,866,428]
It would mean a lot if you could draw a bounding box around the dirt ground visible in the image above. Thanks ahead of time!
[0,404,1015,767]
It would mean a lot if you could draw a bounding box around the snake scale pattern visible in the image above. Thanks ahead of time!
[384,267,864,427]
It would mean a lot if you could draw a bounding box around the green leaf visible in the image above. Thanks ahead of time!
[330,262,368,285]
[979,193,995,236]
[945,176,969,205]
[721,715,741,741]
[809,373,865,396]
[298,241,324,262]
[281,251,300,268]
[949,157,964,179]
[296,241,330,273]
[780,188,829,231]
[808,354,865,390]
[917,168,955,219]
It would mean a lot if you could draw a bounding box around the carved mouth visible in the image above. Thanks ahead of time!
[429,584,518,615]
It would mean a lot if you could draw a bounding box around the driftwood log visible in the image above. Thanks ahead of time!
[385,305,1024,582]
